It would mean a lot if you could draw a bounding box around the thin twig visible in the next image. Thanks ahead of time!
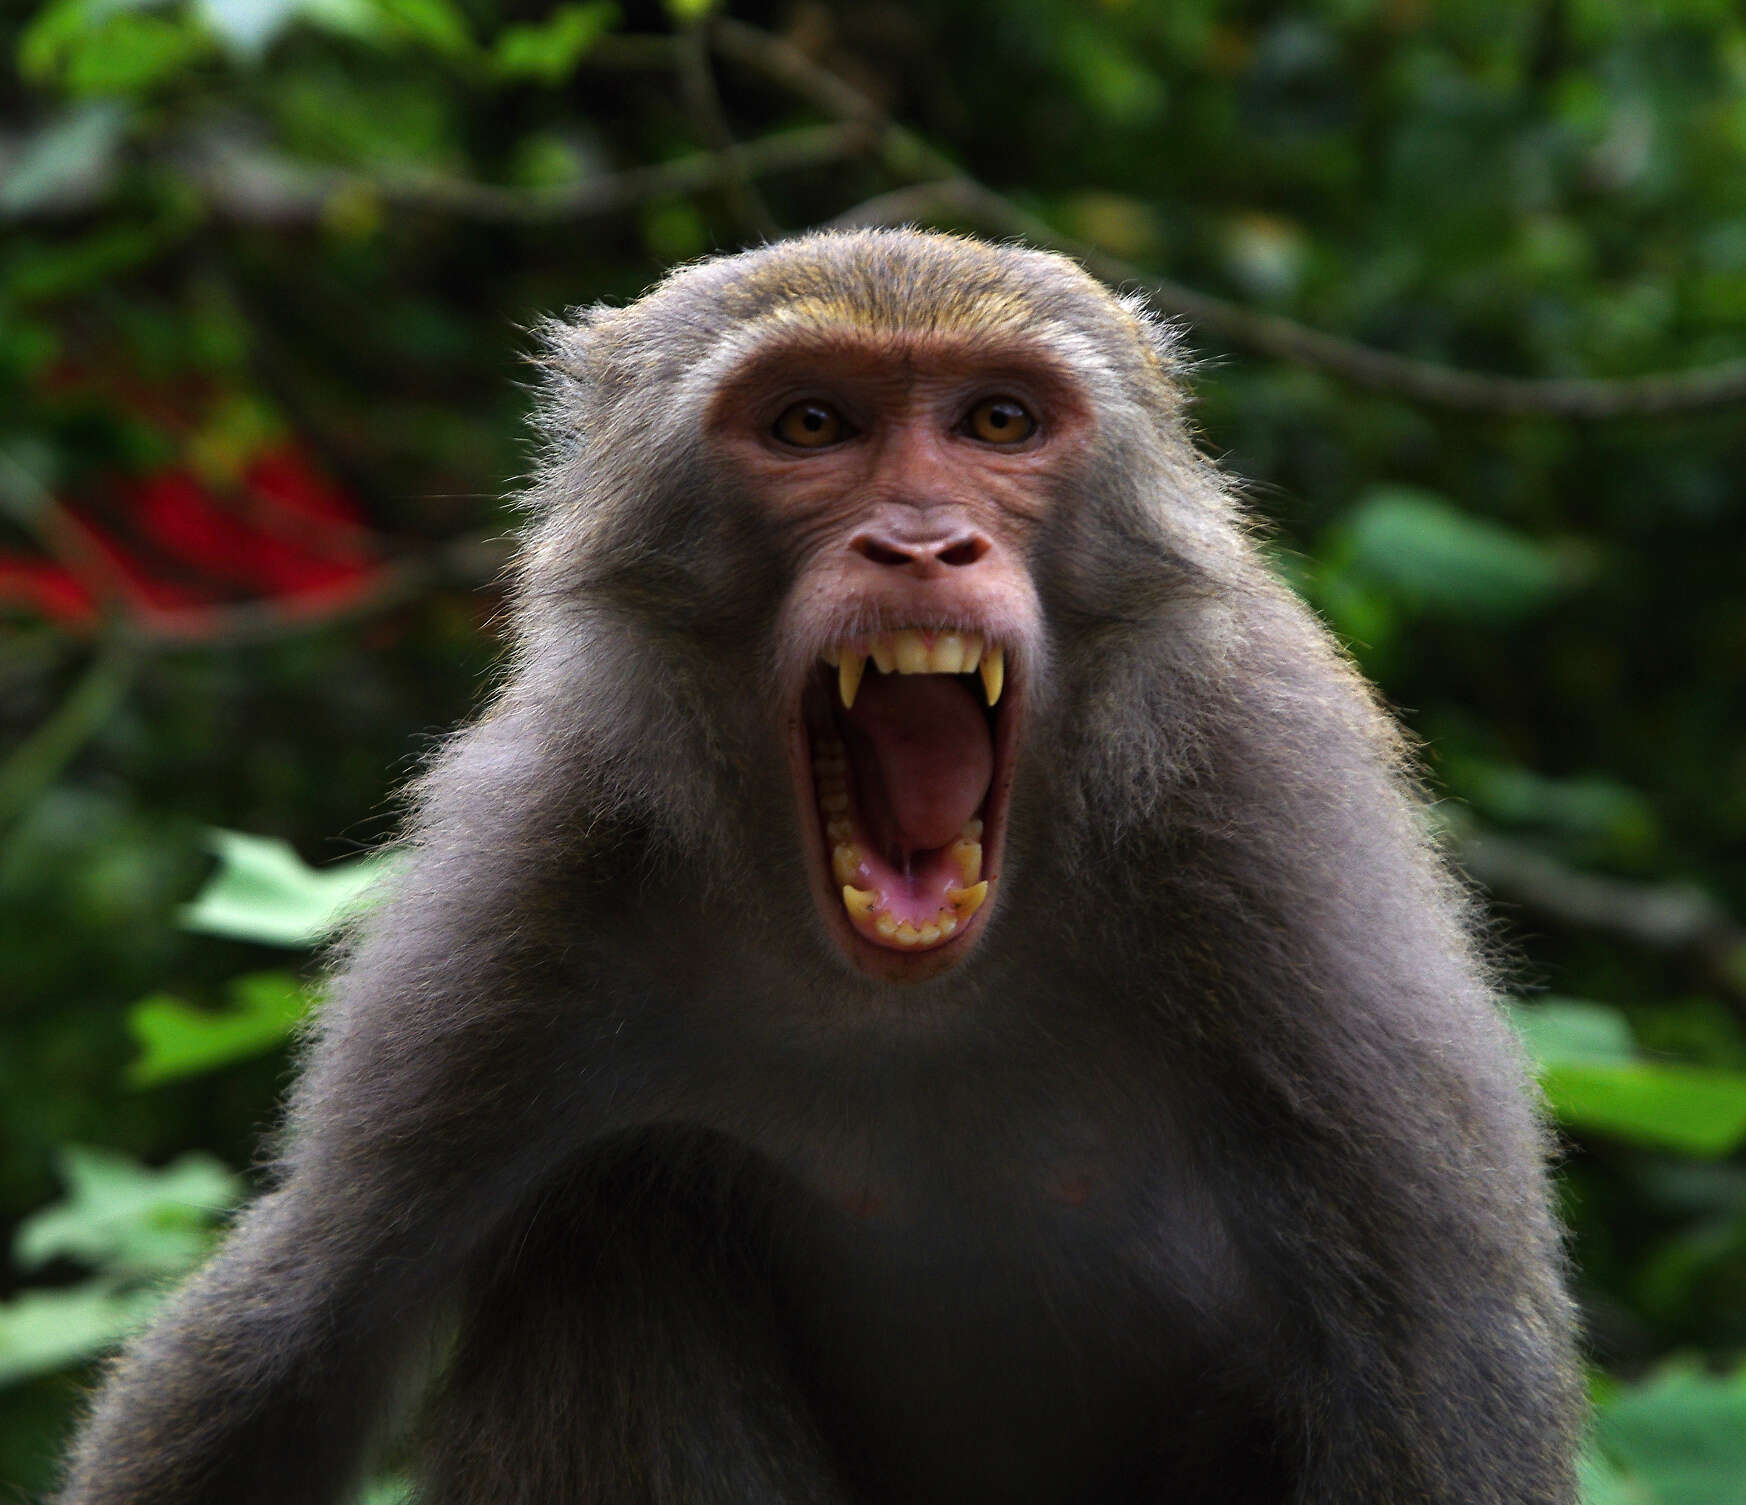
[1458,824,1746,1005]
[114,532,512,649]
[0,636,139,827]
[676,21,781,240]
[0,448,141,608]
[176,123,869,227]
[709,19,955,179]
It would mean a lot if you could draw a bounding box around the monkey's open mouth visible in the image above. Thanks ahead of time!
[800,627,1014,974]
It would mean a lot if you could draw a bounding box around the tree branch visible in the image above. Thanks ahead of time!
[1458,824,1746,1003]
[714,20,1746,419]
[675,20,781,241]
[0,636,138,828]
[175,123,870,227]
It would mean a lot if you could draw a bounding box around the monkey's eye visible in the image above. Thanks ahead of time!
[773,401,850,449]
[963,397,1037,445]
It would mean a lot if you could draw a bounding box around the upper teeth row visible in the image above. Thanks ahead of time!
[823,629,1004,710]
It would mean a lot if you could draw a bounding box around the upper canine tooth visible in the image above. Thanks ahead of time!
[838,651,866,709]
[894,630,929,675]
[980,646,1004,706]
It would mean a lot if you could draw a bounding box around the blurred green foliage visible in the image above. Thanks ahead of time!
[3,0,1746,1499]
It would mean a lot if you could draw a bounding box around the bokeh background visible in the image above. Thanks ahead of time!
[3,0,1746,1499]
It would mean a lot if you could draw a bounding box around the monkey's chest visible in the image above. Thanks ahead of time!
[769,1164,1266,1505]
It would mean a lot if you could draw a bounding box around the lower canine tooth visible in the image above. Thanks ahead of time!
[842,885,878,920]
[946,880,988,918]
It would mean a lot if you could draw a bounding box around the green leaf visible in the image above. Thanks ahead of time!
[297,0,382,41]
[1512,998,1746,1154]
[1578,1439,1657,1505]
[126,971,312,1086]
[1444,758,1658,850]
[1595,1361,1746,1505]
[663,0,717,21]
[640,199,708,262]
[17,0,130,82]
[194,0,305,57]
[1058,17,1167,125]
[372,0,473,55]
[0,103,128,216]
[4,208,195,303]
[14,1147,241,1278]
[1514,997,1639,1068]
[1541,1061,1746,1157]
[178,829,387,947]
[0,1282,162,1386]
[23,7,216,97]
[1336,487,1566,622]
[491,2,618,84]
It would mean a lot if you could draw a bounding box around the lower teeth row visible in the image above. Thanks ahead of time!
[813,734,988,950]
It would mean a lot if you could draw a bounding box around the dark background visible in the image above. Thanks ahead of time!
[2,1,1744,1499]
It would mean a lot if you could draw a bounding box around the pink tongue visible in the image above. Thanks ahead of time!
[844,674,992,853]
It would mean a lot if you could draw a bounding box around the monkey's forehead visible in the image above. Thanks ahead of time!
[603,230,1174,379]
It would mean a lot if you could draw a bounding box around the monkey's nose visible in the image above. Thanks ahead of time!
[849,528,993,575]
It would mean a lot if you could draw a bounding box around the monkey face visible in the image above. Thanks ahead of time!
[705,335,1096,982]
[533,233,1185,981]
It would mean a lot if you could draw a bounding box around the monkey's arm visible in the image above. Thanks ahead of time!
[1270,1136,1581,1505]
[1204,963,1582,1505]
[1152,609,1585,1505]
[54,962,623,1505]
[56,737,651,1505]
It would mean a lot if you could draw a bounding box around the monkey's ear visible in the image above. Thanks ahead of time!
[523,304,625,445]
[526,304,619,389]
[1118,292,1192,379]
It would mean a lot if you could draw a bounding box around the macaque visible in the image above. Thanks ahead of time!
[56,229,1582,1505]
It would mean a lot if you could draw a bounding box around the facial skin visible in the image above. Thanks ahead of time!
[51,231,1583,1505]
[706,338,1085,978]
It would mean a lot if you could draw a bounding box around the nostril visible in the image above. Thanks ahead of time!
[852,536,916,568]
[937,536,991,568]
